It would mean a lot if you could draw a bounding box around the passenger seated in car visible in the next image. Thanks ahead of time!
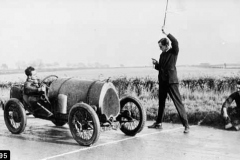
[24,66,45,96]
[24,66,52,117]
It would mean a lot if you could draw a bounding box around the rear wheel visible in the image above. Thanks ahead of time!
[119,96,146,136]
[68,103,100,146]
[4,98,27,134]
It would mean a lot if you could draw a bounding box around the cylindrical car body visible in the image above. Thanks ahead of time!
[48,78,120,118]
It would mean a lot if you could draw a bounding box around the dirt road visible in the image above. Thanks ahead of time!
[1,111,240,160]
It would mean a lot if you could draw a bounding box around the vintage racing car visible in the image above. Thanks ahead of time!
[3,75,146,146]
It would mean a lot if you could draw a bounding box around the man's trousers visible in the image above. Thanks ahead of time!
[156,81,189,127]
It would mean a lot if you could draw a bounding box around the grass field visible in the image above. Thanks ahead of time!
[1,66,240,82]
[1,66,240,128]
[111,74,238,128]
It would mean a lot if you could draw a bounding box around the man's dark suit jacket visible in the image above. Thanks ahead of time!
[222,91,240,109]
[155,34,179,84]
[24,78,41,96]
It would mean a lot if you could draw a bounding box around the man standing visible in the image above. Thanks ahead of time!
[221,81,240,130]
[148,27,190,133]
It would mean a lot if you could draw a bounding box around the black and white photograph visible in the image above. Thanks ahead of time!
[1,0,240,159]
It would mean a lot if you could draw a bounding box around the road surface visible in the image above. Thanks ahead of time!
[0,111,240,160]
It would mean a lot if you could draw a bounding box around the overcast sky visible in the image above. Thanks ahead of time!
[0,0,240,68]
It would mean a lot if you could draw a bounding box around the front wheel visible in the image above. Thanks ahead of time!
[68,103,100,146]
[4,98,27,134]
[119,96,146,136]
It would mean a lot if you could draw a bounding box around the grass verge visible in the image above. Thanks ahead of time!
[1,75,238,129]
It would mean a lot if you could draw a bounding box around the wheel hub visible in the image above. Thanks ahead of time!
[12,111,21,123]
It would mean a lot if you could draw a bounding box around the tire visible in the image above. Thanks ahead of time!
[4,98,27,134]
[68,103,100,146]
[51,119,67,126]
[119,95,146,136]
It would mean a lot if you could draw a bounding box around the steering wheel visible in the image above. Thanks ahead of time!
[40,75,58,87]
[39,75,58,103]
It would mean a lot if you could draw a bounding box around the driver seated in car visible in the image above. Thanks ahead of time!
[24,66,52,117]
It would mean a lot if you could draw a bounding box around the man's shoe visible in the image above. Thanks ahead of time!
[148,122,162,129]
[233,124,240,131]
[225,123,233,130]
[184,126,190,133]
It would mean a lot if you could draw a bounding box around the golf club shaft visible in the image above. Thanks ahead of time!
[163,0,169,27]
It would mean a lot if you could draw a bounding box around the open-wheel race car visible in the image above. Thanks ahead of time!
[3,75,146,146]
